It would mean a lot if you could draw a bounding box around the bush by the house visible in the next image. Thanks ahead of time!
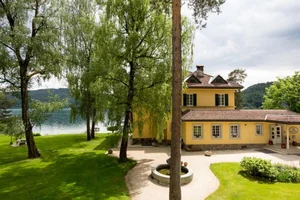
[240,157,277,181]
[240,157,300,183]
[274,163,300,183]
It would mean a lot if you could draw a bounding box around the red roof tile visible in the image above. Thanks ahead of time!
[182,109,300,124]
[186,71,243,89]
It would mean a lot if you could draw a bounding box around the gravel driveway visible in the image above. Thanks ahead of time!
[112,147,300,200]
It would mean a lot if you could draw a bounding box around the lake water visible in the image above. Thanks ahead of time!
[10,108,108,136]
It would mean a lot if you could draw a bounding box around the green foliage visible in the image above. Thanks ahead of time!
[207,163,300,200]
[7,88,71,108]
[263,72,300,113]
[1,116,25,140]
[94,0,194,142]
[241,157,300,183]
[0,91,16,117]
[274,164,300,183]
[0,134,135,199]
[242,82,273,108]
[62,0,103,139]
[240,157,277,181]
[0,92,20,140]
[227,69,247,85]
[33,133,41,136]
[107,126,119,133]
[227,69,247,109]
[0,0,64,87]
[30,94,68,127]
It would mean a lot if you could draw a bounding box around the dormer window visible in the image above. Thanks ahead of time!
[183,94,197,106]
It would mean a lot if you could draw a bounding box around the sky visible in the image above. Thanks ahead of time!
[182,0,300,89]
[35,0,300,90]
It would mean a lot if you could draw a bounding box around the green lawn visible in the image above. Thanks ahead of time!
[0,133,136,200]
[207,163,300,200]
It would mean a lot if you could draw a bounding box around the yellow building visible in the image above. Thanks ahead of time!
[133,65,300,150]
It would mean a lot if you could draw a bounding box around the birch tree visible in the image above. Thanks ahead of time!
[0,0,63,158]
[62,0,100,140]
[94,0,193,162]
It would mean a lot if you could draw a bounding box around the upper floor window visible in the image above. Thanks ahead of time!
[230,124,240,138]
[183,94,197,106]
[212,125,222,138]
[215,94,228,106]
[255,124,263,135]
[193,125,203,139]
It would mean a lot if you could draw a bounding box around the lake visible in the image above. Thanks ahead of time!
[10,108,109,135]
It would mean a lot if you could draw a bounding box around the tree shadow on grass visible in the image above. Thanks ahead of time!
[238,170,275,184]
[93,134,121,151]
[0,152,135,200]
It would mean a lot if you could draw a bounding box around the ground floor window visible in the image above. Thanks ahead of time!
[230,124,240,138]
[193,125,203,139]
[255,124,263,135]
[212,125,222,138]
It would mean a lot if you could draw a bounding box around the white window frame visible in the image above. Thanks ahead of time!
[218,94,225,106]
[255,124,263,135]
[230,124,240,138]
[186,94,194,106]
[212,125,222,138]
[193,125,203,139]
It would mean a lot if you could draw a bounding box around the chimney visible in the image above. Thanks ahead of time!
[196,65,204,77]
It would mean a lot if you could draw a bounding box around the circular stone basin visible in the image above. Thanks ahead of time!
[151,164,193,185]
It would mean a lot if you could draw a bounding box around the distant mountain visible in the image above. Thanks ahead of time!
[242,82,273,109]
[8,88,71,108]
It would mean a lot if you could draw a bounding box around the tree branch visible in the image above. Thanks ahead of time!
[104,76,129,88]
[0,40,16,53]
[27,70,46,80]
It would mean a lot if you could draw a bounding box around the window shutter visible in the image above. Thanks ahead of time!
[225,94,229,106]
[193,94,197,106]
[183,94,187,106]
[215,94,219,106]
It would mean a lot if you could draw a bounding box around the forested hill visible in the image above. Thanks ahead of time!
[9,88,71,108]
[242,82,273,109]
[8,83,272,109]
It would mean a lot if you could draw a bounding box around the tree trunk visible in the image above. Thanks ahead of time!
[119,61,135,163]
[91,108,96,139]
[86,92,91,141]
[170,0,182,199]
[20,66,40,158]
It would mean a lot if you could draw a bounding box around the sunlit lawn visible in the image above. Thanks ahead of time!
[0,133,136,200]
[206,163,300,200]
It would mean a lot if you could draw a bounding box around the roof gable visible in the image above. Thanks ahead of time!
[210,75,228,84]
[186,74,201,84]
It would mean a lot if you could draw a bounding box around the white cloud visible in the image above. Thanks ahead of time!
[32,76,68,90]
[187,0,300,88]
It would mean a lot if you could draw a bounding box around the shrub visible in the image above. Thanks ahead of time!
[33,133,41,136]
[274,163,300,183]
[240,157,277,181]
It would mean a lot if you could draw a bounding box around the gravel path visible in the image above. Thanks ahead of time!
[112,147,300,200]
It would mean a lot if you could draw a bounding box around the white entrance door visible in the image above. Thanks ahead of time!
[271,126,282,144]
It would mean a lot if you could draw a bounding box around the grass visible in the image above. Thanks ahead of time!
[206,163,300,200]
[0,133,136,200]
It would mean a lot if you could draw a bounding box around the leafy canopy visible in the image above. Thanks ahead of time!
[262,72,300,113]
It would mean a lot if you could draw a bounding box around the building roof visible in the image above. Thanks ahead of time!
[265,114,300,124]
[186,66,243,89]
[182,109,300,124]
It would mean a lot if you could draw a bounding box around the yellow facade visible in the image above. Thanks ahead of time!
[182,122,270,145]
[182,88,235,110]
[285,125,300,143]
[132,67,300,148]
